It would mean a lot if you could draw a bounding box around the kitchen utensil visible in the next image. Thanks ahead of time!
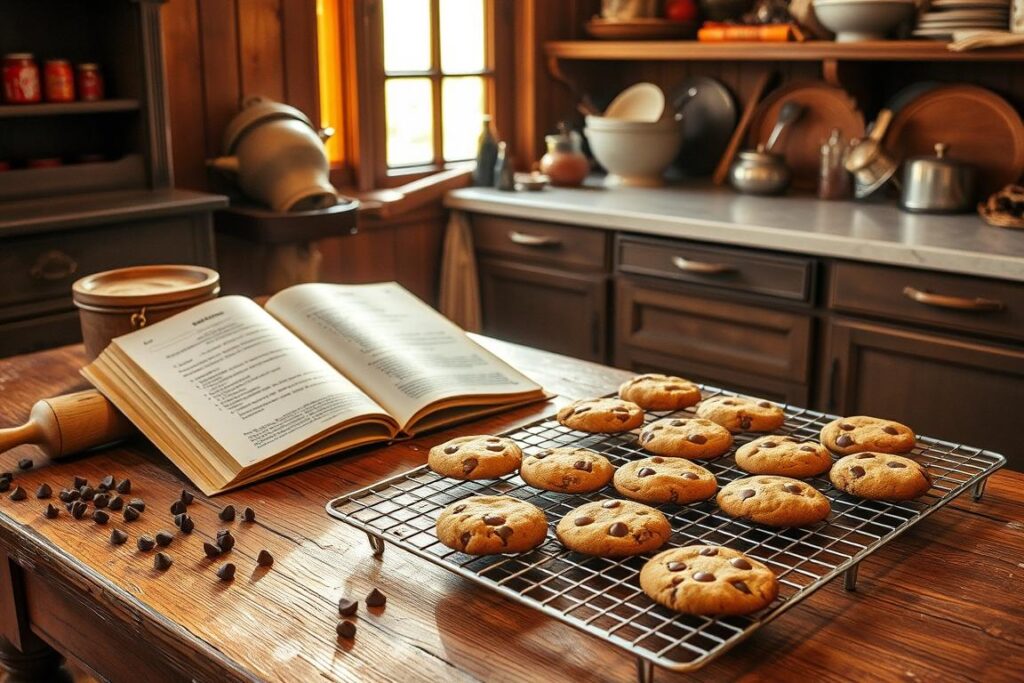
[604,82,666,122]
[886,84,1024,197]
[728,145,792,195]
[900,143,978,213]
[845,108,900,198]
[584,123,683,187]
[668,76,737,177]
[813,0,916,41]
[540,123,590,187]
[748,81,864,191]
[585,17,698,39]
[713,70,774,186]
[765,101,804,152]
[0,390,133,459]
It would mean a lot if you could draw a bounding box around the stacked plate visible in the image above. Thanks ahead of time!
[913,0,1010,39]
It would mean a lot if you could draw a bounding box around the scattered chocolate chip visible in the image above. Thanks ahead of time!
[93,510,109,525]
[9,486,26,501]
[365,588,387,607]
[216,562,236,581]
[731,580,751,594]
[110,529,128,545]
[699,547,718,556]
[688,434,707,445]
[883,426,899,435]
[887,462,907,469]
[738,489,756,500]
[241,507,255,522]
[573,460,593,472]
[461,458,478,474]
[73,476,87,489]
[71,501,87,519]
[783,484,802,494]
[100,474,116,490]
[115,479,131,494]
[839,423,855,431]
[601,500,620,509]
[608,522,629,537]
[35,484,52,499]
[574,516,594,527]
[452,504,466,513]
[495,526,514,544]
[482,514,505,526]
[170,500,186,516]
[212,505,235,523]
[79,486,95,501]
[179,515,194,534]
[64,502,74,513]
[203,542,221,559]
[64,488,80,502]
[17,458,32,470]
[123,505,140,522]
[128,498,145,512]
[257,549,274,567]
[638,467,656,477]
[180,489,194,505]
[762,441,777,448]
[155,531,173,547]
[217,529,230,539]
[44,503,59,519]
[836,435,854,447]
[730,557,752,570]
[682,472,699,480]
[850,465,866,478]
[693,571,715,582]
[137,536,155,551]
[153,552,172,571]
[217,531,235,552]
[108,496,124,512]
[667,561,687,572]
[336,620,357,639]
[338,598,358,616]
[0,480,9,493]
[173,513,185,528]
[93,493,110,509]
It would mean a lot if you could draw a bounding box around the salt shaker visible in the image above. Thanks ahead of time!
[818,128,851,200]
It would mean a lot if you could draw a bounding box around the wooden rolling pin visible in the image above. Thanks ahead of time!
[0,390,134,459]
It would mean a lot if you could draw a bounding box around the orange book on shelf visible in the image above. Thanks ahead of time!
[698,23,797,42]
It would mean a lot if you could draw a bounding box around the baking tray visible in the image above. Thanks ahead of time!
[326,387,1005,681]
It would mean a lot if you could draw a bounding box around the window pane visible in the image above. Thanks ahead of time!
[442,76,484,162]
[386,78,434,166]
[383,0,431,72]
[440,0,485,73]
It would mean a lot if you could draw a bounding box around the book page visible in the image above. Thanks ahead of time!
[266,282,542,428]
[110,296,390,467]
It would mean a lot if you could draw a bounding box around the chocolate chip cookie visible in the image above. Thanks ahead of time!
[696,396,785,433]
[618,374,702,411]
[428,435,522,480]
[638,417,733,459]
[820,416,916,455]
[557,398,644,433]
[717,476,831,527]
[735,436,832,478]
[436,496,548,555]
[613,457,717,505]
[519,447,615,493]
[555,500,671,557]
[829,453,932,501]
[640,545,778,616]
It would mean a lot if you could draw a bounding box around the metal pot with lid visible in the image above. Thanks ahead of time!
[899,143,977,214]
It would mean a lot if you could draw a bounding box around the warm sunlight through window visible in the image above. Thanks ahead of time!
[316,0,344,163]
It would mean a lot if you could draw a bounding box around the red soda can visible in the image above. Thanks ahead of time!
[3,53,41,104]
[44,59,75,102]
[76,63,104,101]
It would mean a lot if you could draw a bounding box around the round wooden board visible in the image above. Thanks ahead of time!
[885,84,1024,197]
[585,18,697,40]
[748,81,865,191]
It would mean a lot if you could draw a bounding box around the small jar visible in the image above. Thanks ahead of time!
[76,63,104,101]
[3,53,41,104]
[44,59,75,102]
[539,123,590,187]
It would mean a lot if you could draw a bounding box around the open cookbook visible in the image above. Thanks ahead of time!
[82,282,545,495]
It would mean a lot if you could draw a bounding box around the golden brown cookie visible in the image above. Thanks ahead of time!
[717,476,831,527]
[618,374,702,411]
[435,495,548,555]
[640,545,778,616]
[519,447,614,493]
[829,453,932,501]
[696,396,785,433]
[638,417,733,459]
[735,436,832,478]
[557,398,644,433]
[428,435,522,480]
[613,457,717,504]
[820,416,916,455]
[555,500,671,557]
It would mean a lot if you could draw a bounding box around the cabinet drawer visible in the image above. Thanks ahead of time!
[829,261,1024,343]
[617,235,814,303]
[470,214,609,270]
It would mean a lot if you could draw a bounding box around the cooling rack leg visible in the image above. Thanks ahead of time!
[366,533,386,557]
[636,658,655,683]
[972,478,988,502]
[844,563,859,592]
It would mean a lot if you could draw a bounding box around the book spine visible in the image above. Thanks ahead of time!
[698,24,793,42]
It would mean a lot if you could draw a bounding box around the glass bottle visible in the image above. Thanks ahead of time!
[493,141,516,191]
[472,115,499,187]
[818,128,851,200]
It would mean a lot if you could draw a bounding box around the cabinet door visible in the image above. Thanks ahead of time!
[478,258,609,363]
[825,317,1024,470]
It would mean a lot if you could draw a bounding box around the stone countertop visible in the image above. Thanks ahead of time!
[445,183,1024,282]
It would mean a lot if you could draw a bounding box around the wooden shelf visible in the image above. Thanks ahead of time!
[545,40,1024,62]
[0,99,140,119]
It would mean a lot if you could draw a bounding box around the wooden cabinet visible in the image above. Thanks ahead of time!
[824,317,1024,470]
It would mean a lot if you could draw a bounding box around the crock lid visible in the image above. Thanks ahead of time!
[72,265,219,307]
[223,96,315,154]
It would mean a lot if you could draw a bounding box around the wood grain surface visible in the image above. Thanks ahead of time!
[0,343,1022,682]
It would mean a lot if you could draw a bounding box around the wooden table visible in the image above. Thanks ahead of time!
[0,342,1021,682]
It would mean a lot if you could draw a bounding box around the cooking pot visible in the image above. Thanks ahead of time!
[900,143,976,214]
[208,97,338,212]
[729,145,791,195]
[845,108,899,199]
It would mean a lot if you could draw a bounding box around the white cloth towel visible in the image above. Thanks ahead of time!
[438,210,482,332]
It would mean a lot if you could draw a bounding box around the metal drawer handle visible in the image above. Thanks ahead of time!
[902,286,1004,312]
[30,250,78,281]
[671,256,734,275]
[508,230,561,247]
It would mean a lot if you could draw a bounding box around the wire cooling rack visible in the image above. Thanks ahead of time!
[326,388,1005,681]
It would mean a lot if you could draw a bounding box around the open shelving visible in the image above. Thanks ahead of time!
[0,99,141,119]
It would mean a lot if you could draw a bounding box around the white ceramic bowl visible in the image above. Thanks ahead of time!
[813,0,915,42]
[585,114,679,131]
[584,125,683,187]
[604,83,666,122]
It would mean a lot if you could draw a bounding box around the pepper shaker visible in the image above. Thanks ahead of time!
[494,141,516,191]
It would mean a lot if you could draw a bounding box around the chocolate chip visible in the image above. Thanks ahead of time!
[110,529,128,545]
[670,419,685,427]
[44,503,59,519]
[203,542,222,559]
[179,515,194,534]
[336,620,357,639]
[856,453,875,459]
[123,505,140,522]
[461,457,478,474]
[783,484,802,494]
[153,552,172,571]
[460,531,471,547]
[137,536,155,551]
[17,459,32,470]
[608,522,628,537]
[115,479,131,494]
[836,435,854,447]
[887,462,907,469]
[128,498,145,512]
[71,501,87,519]
[693,571,715,582]
[180,490,194,505]
[241,507,255,522]
[173,513,184,528]
[257,549,274,567]
[93,510,109,525]
[495,526,514,544]
[0,472,11,482]
[0,480,9,493]
[688,434,707,445]
[651,457,664,463]
[574,516,594,527]
[216,563,236,581]
[730,557,752,570]
[739,416,752,429]
[487,437,501,443]
[731,580,751,594]
[79,486,95,501]
[73,476,87,489]
[573,460,593,473]
[485,444,505,452]
[643,432,656,444]
[170,500,186,516]
[573,406,591,415]
[699,547,718,556]
[338,598,358,616]
[850,465,866,478]
[883,426,899,435]
[35,484,51,499]
[682,472,699,480]
[532,451,549,460]
[799,445,818,452]
[60,489,79,502]
[108,496,123,511]
[602,500,620,508]
[738,489,756,500]
[365,588,387,607]
[758,402,772,408]
[155,531,173,547]
[93,493,110,509]
[9,486,26,501]
[217,531,235,552]
[482,514,505,526]
[667,561,687,572]
[638,467,656,477]
[443,445,459,454]
[761,441,777,448]
[452,504,466,513]
[839,423,855,431]
[723,399,736,406]
[219,504,236,522]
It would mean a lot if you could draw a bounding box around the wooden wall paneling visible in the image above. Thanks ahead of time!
[197,0,242,159]
[281,0,321,123]
[163,0,208,191]
[237,0,286,101]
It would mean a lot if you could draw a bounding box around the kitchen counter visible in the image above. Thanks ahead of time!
[445,183,1024,282]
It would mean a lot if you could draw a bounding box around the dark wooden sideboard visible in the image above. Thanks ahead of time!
[468,213,1024,470]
